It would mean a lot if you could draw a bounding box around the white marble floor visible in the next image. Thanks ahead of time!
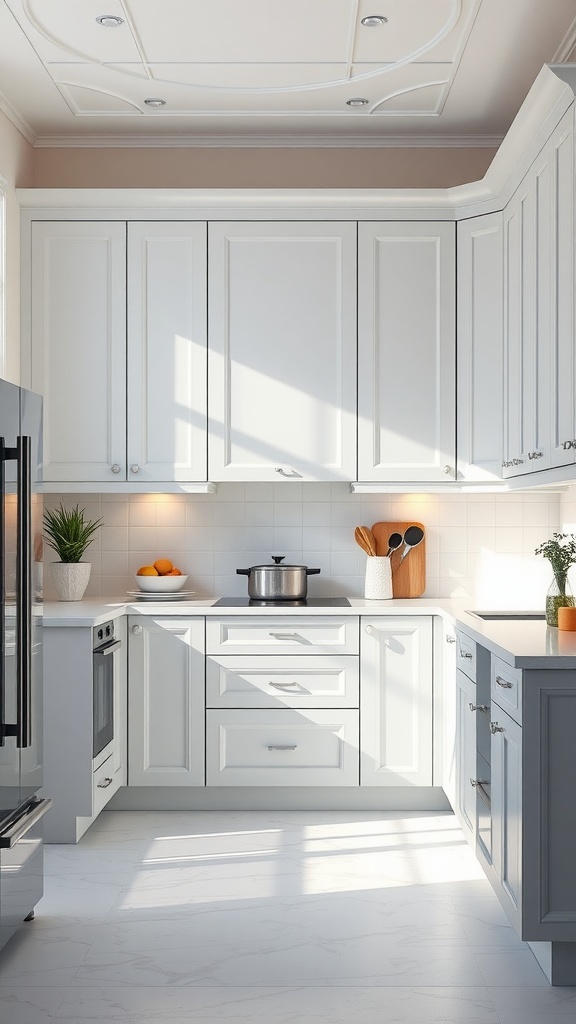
[1,809,575,1023]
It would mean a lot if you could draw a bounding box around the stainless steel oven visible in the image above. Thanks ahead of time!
[92,620,121,761]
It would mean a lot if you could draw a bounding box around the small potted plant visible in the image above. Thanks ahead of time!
[534,532,576,626]
[43,503,103,601]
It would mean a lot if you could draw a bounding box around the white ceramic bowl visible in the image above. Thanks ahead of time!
[133,574,189,593]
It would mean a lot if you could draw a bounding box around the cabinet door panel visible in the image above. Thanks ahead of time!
[457,213,504,481]
[358,223,455,482]
[360,616,433,786]
[30,222,126,482]
[127,223,207,482]
[208,222,357,481]
[491,706,522,933]
[550,113,576,468]
[455,669,478,842]
[128,617,205,786]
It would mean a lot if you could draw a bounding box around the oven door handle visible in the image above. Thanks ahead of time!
[0,798,52,849]
[95,639,122,657]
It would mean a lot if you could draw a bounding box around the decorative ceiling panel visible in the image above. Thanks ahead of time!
[0,0,575,144]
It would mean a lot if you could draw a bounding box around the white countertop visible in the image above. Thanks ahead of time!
[41,596,576,668]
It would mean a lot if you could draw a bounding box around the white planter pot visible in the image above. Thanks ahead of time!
[50,562,91,602]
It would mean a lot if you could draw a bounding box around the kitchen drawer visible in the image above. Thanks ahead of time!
[206,617,359,655]
[92,753,119,817]
[491,656,522,724]
[206,655,359,709]
[456,630,477,681]
[206,709,360,786]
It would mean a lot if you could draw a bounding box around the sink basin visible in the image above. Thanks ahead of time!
[467,610,545,621]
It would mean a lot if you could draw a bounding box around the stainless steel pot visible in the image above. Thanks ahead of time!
[237,556,321,601]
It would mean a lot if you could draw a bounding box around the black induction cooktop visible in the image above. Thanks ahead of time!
[213,597,352,607]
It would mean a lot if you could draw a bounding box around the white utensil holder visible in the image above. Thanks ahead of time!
[364,556,393,600]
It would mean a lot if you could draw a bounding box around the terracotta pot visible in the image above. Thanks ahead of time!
[50,562,91,602]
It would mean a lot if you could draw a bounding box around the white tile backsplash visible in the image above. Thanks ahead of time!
[43,486,564,606]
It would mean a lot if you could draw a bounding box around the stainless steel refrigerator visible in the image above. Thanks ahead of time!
[0,378,50,952]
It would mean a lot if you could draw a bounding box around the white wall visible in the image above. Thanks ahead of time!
[43,485,561,608]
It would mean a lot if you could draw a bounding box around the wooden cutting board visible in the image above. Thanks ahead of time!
[371,521,426,598]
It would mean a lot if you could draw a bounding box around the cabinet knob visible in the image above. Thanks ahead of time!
[131,624,143,635]
[562,440,576,451]
[490,721,505,734]
[528,450,543,460]
[460,651,473,659]
[469,702,488,712]
[365,625,375,635]
[111,464,121,474]
[130,464,140,474]
[446,635,456,644]
[97,777,113,789]
[442,465,453,476]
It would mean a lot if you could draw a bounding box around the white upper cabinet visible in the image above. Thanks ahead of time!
[208,221,357,482]
[30,221,127,483]
[457,212,504,482]
[357,222,456,483]
[29,220,208,486]
[549,110,576,470]
[127,223,207,483]
[502,149,553,478]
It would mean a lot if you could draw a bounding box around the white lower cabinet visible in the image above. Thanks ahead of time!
[454,669,479,843]
[360,616,433,786]
[128,616,205,786]
[206,709,359,786]
[490,703,523,934]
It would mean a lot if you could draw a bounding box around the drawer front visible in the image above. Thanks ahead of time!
[92,752,119,817]
[206,655,359,708]
[206,709,360,786]
[491,656,522,724]
[456,630,477,681]
[206,617,359,655]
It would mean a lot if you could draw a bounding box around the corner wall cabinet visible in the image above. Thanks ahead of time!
[29,221,208,486]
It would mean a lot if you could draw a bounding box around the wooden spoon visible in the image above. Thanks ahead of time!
[355,526,377,557]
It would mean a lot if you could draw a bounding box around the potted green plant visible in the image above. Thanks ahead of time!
[43,503,103,601]
[534,532,576,626]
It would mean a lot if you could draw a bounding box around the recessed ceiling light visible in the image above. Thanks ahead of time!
[361,15,388,27]
[346,97,369,107]
[96,15,124,27]
[144,98,166,107]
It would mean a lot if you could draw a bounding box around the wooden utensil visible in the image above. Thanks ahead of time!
[371,521,426,597]
[355,526,377,557]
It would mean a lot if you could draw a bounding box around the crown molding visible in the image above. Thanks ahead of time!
[32,131,502,149]
[0,90,37,147]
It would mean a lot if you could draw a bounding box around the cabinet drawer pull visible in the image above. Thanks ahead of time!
[528,450,543,460]
[267,744,297,751]
[562,440,576,450]
[269,632,302,641]
[470,778,489,787]
[490,722,505,734]
[97,777,113,788]
[495,676,513,688]
[469,703,488,712]
[269,681,300,690]
[446,635,456,643]
[274,467,301,478]
[460,651,473,659]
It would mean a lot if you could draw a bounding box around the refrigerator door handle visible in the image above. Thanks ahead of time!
[16,436,32,749]
[0,797,52,849]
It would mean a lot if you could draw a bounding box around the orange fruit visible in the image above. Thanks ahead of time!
[153,558,173,575]
[166,568,182,576]
[137,565,159,576]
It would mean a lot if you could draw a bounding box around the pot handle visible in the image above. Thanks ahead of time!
[306,568,321,576]
[236,568,250,576]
